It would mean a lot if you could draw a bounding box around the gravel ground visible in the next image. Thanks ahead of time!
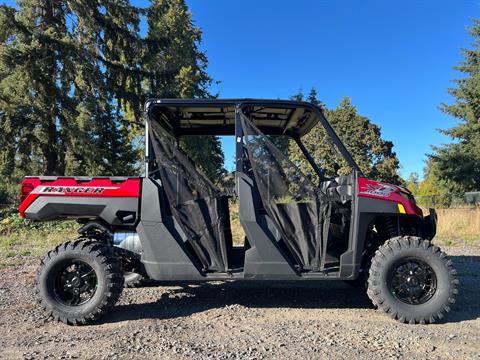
[0,246,479,360]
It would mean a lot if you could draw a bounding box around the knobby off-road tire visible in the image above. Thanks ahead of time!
[367,236,458,324]
[112,246,147,288]
[36,239,124,325]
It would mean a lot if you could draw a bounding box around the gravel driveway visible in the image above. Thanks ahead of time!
[0,246,479,360]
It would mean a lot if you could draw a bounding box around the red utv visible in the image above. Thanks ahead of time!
[19,99,457,325]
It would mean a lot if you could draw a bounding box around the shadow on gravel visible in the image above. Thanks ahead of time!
[103,255,480,324]
[104,281,371,324]
[442,255,480,324]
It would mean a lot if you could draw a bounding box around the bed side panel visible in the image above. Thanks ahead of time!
[20,177,140,225]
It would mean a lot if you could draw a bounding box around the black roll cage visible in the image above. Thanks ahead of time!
[144,99,362,179]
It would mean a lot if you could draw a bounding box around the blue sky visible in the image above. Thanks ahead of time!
[4,0,478,178]
[182,0,478,177]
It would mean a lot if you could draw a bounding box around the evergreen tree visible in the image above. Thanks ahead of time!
[432,19,480,191]
[306,87,326,109]
[63,0,141,175]
[0,0,224,201]
[144,0,211,100]
[290,88,305,102]
[0,1,139,179]
[144,0,223,182]
[290,90,401,184]
[0,1,73,176]
[180,135,225,182]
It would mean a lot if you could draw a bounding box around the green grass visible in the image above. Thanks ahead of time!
[0,210,77,268]
[272,195,313,205]
[0,229,77,268]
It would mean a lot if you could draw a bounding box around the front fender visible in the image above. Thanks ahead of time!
[422,208,437,240]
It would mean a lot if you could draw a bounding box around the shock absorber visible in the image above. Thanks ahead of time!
[380,217,398,239]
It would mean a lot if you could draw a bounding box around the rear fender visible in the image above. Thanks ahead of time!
[19,177,141,226]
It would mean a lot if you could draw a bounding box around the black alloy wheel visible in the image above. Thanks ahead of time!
[388,258,437,305]
[54,260,98,306]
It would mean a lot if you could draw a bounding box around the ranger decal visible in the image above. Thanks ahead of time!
[33,186,119,195]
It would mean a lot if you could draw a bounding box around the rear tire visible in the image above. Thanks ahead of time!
[367,236,458,324]
[36,239,124,325]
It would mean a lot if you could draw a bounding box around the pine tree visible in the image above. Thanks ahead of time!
[0,1,140,180]
[144,0,211,100]
[0,0,223,202]
[289,91,401,184]
[290,88,305,102]
[145,0,223,182]
[62,0,141,175]
[180,135,225,182]
[433,19,480,191]
[306,87,326,109]
[0,1,74,176]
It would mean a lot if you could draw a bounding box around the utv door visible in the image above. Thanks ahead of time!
[239,113,333,273]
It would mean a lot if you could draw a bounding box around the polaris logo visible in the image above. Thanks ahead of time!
[33,186,119,195]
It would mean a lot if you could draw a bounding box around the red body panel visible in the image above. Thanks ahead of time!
[357,177,422,216]
[19,177,141,218]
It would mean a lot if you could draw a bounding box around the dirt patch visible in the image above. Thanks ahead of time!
[1,246,479,360]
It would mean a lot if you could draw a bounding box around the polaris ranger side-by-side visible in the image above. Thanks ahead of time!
[19,99,457,325]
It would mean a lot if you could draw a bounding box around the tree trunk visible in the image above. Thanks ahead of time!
[41,0,59,175]
[43,121,58,175]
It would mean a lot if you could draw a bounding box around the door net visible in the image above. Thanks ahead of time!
[147,120,230,272]
[240,113,331,271]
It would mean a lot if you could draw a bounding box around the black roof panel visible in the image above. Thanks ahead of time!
[145,98,322,136]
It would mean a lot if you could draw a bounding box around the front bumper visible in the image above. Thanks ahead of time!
[422,208,437,240]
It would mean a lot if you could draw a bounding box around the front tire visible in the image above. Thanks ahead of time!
[36,239,124,325]
[367,236,458,324]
